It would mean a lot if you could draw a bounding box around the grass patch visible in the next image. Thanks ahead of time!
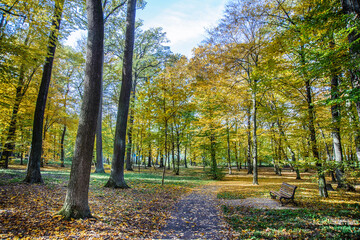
[223,205,360,239]
[217,191,245,199]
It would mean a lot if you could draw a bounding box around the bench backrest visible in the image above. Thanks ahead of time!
[279,182,297,196]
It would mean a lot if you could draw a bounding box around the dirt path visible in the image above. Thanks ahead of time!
[156,185,233,239]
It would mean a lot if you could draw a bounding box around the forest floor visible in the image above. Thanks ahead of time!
[1,164,360,239]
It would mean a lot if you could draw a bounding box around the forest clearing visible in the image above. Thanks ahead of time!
[2,0,360,238]
[1,164,360,239]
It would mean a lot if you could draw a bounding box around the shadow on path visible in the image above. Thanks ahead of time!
[156,185,232,239]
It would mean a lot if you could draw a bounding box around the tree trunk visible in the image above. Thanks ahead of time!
[147,143,152,168]
[246,106,253,174]
[0,35,34,168]
[60,125,66,167]
[161,120,168,186]
[227,125,232,175]
[184,144,188,168]
[58,0,104,219]
[126,79,137,171]
[25,0,64,183]
[330,70,347,188]
[105,0,136,188]
[176,129,180,175]
[305,77,328,197]
[252,88,258,185]
[210,133,217,179]
[95,90,105,173]
[341,0,360,120]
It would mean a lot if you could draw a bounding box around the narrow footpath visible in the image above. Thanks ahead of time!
[156,185,233,239]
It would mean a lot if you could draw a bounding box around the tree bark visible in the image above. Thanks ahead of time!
[95,89,105,173]
[331,69,347,188]
[305,77,328,197]
[25,0,64,183]
[105,0,137,188]
[227,125,232,175]
[58,0,104,219]
[252,87,258,185]
[60,125,66,167]
[246,106,253,174]
[125,80,137,171]
[341,0,360,121]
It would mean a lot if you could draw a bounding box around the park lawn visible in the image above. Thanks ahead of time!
[0,164,208,239]
[216,167,360,239]
[1,165,360,239]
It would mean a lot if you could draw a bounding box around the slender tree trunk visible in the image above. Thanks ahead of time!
[25,0,64,183]
[58,0,104,219]
[227,125,232,175]
[210,132,217,179]
[0,35,34,168]
[1,71,24,168]
[161,120,168,186]
[252,88,258,185]
[305,77,328,197]
[147,142,152,168]
[95,89,105,173]
[126,80,137,171]
[246,106,253,174]
[184,144,188,168]
[60,125,66,167]
[176,129,180,175]
[171,125,175,172]
[105,0,136,188]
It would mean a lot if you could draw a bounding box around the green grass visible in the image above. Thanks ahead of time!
[0,166,210,188]
[217,191,245,199]
[222,205,360,239]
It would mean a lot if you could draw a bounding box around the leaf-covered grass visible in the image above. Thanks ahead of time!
[1,165,360,239]
[0,164,208,239]
[218,167,360,239]
[217,191,245,199]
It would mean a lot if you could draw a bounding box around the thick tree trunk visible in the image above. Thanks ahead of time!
[331,71,347,188]
[58,0,104,219]
[95,90,105,173]
[25,0,64,183]
[341,0,360,120]
[105,0,136,188]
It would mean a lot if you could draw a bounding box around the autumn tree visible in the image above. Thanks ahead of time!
[58,0,104,219]
[105,0,137,189]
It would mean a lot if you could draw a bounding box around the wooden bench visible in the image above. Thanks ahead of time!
[270,182,297,206]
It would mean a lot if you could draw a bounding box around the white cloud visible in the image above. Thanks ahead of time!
[139,0,227,57]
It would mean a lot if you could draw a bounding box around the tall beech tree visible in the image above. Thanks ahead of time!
[105,0,137,189]
[58,0,104,219]
[24,0,65,183]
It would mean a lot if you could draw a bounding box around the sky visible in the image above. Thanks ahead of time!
[65,0,227,57]
[137,0,227,57]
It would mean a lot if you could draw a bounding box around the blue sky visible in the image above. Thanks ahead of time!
[137,0,227,57]
[65,1,227,57]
